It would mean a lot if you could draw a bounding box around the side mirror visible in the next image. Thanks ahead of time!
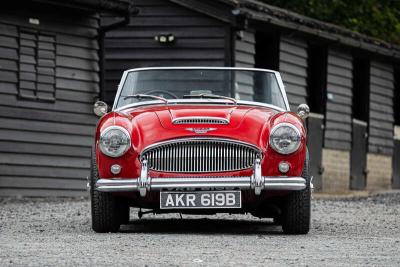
[93,101,108,117]
[297,103,310,119]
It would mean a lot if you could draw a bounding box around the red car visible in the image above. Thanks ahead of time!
[90,67,311,234]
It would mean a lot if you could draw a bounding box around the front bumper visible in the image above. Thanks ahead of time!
[94,158,307,196]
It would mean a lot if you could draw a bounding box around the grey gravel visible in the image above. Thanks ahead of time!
[0,192,400,266]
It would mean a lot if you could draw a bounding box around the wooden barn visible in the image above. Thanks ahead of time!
[102,0,400,193]
[0,0,133,196]
[0,0,399,196]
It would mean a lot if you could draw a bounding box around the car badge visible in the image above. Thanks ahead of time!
[186,128,217,134]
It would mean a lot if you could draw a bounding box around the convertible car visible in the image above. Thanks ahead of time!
[90,67,311,234]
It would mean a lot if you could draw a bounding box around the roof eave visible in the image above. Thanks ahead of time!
[31,0,136,16]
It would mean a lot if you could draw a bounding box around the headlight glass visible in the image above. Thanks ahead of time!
[269,123,301,154]
[99,126,131,157]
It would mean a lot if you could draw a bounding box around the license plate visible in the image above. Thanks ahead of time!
[160,191,241,209]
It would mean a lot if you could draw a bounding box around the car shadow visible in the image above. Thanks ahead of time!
[119,218,283,235]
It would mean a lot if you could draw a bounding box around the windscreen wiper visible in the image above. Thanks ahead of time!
[123,94,168,103]
[183,93,237,104]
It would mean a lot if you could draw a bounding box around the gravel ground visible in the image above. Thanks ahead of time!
[0,192,399,267]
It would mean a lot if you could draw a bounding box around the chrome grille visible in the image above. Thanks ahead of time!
[141,138,261,173]
[172,117,229,125]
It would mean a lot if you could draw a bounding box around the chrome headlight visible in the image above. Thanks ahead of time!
[99,126,131,157]
[269,123,301,154]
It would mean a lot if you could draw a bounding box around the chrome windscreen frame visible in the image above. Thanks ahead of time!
[112,67,291,112]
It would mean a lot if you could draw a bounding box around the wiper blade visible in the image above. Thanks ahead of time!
[183,93,237,104]
[123,94,168,103]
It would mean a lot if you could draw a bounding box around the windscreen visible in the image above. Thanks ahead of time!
[115,69,286,109]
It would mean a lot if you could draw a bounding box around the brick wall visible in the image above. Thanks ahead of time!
[321,149,350,192]
[366,153,392,190]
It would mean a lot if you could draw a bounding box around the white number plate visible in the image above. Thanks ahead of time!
[160,191,241,209]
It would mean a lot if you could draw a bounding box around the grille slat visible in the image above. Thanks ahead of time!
[142,139,260,173]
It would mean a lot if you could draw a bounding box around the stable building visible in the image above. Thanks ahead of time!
[0,0,133,196]
[0,0,399,196]
[103,0,400,193]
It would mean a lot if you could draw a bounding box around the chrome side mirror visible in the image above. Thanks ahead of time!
[297,103,310,119]
[93,101,108,117]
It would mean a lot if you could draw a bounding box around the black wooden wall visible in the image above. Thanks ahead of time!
[368,60,394,155]
[234,30,256,100]
[279,35,308,111]
[234,31,310,109]
[0,3,99,196]
[102,0,230,104]
[324,48,353,150]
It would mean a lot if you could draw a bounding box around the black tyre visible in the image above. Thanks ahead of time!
[90,148,124,233]
[281,150,311,235]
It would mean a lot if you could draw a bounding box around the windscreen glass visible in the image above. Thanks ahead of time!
[116,69,286,109]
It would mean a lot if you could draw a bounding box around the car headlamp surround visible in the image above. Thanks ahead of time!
[269,123,301,155]
[99,126,131,157]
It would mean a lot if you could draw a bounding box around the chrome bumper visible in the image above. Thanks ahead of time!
[95,158,307,196]
[96,176,307,194]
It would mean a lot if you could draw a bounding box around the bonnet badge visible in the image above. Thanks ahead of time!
[186,128,216,134]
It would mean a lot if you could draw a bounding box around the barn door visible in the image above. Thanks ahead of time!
[393,139,400,189]
[306,113,324,191]
[350,119,368,189]
[350,56,369,190]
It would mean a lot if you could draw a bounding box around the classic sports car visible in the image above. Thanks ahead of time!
[90,67,311,234]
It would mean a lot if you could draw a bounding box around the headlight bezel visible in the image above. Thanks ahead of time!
[99,126,131,158]
[269,123,302,155]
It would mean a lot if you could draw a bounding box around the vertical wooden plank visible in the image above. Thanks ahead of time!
[368,60,394,155]
[234,30,256,100]
[279,35,308,110]
[324,48,353,150]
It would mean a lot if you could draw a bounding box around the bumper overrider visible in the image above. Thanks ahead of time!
[94,158,307,197]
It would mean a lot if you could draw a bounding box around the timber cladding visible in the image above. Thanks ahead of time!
[324,48,353,151]
[278,35,308,111]
[18,29,56,101]
[368,61,394,155]
[234,30,256,100]
[0,4,99,196]
[102,0,230,105]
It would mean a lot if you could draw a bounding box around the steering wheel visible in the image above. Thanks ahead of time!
[144,90,178,99]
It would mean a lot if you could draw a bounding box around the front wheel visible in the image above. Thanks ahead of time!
[91,189,122,233]
[281,151,311,234]
[90,148,127,233]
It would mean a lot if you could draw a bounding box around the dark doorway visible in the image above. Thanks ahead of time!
[305,43,327,191]
[350,57,370,190]
[254,30,280,103]
[393,67,400,188]
[307,44,327,115]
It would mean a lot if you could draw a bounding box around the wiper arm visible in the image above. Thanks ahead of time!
[123,94,168,103]
[183,93,237,104]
